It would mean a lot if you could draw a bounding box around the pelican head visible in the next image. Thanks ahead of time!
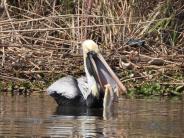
[82,40,126,103]
[82,40,100,58]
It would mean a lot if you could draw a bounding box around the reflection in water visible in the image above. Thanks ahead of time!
[55,104,115,120]
[0,95,184,137]
[55,106,104,116]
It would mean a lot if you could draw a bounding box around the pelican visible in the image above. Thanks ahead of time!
[47,40,126,108]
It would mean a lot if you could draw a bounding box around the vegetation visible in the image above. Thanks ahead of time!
[0,0,183,96]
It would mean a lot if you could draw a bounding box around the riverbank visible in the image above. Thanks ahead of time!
[1,52,183,97]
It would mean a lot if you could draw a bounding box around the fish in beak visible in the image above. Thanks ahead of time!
[82,40,127,99]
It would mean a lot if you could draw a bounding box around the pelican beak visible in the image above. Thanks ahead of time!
[86,51,127,95]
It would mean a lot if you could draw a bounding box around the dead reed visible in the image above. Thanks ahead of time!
[0,0,183,95]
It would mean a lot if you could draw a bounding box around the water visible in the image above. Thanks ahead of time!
[0,95,184,137]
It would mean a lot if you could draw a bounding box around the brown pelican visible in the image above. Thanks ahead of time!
[47,40,126,108]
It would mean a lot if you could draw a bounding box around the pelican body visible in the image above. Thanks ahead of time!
[47,40,126,108]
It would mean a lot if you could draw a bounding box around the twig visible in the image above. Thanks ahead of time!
[160,82,184,85]
[0,74,27,81]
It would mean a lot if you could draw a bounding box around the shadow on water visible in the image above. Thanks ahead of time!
[0,94,184,137]
[55,105,104,117]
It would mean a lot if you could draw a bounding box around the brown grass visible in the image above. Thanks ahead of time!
[0,0,183,92]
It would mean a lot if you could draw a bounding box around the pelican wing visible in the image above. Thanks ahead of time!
[47,76,80,99]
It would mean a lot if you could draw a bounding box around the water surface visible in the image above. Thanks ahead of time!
[0,94,183,137]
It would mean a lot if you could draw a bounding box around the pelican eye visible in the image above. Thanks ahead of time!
[87,51,97,57]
